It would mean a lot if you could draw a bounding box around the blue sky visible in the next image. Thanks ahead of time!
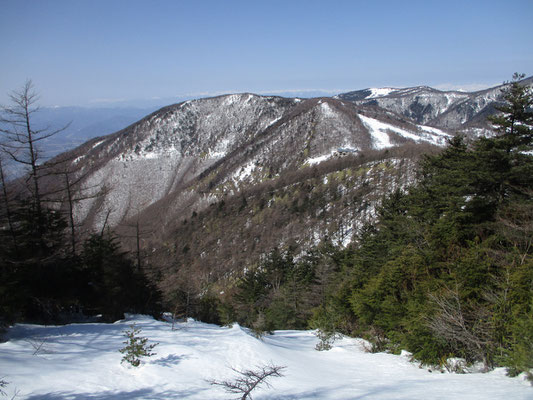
[1,0,532,106]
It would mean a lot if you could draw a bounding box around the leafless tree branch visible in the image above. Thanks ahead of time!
[209,363,286,400]
[427,285,494,370]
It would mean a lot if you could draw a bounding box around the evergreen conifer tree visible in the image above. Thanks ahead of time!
[119,324,158,367]
[321,74,533,369]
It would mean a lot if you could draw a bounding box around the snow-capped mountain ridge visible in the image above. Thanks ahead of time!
[337,76,532,130]
[64,93,452,230]
[52,77,533,231]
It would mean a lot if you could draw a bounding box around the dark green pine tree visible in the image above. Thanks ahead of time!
[488,73,533,153]
[0,199,75,324]
[486,74,533,378]
[81,233,161,322]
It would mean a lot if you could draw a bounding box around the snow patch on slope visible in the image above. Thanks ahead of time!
[232,161,255,182]
[358,115,394,149]
[91,140,106,150]
[209,136,231,158]
[306,150,336,166]
[319,102,337,118]
[359,114,450,149]
[419,125,450,137]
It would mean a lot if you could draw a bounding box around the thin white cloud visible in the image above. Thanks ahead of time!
[89,97,128,104]
[173,88,348,100]
[433,82,498,92]
[257,88,343,95]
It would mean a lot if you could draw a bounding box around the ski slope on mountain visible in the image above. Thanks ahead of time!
[0,315,530,399]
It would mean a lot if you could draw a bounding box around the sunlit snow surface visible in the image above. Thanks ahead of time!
[1,315,530,399]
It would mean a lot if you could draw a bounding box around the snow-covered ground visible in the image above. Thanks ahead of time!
[0,315,530,399]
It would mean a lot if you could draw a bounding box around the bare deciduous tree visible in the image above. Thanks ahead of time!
[496,195,533,266]
[120,208,153,271]
[48,166,108,254]
[209,363,286,400]
[0,156,18,251]
[427,285,494,370]
[0,80,70,251]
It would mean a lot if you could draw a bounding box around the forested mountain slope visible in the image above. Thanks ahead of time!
[58,95,449,233]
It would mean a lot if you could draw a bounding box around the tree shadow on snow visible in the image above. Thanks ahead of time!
[262,380,433,400]
[262,386,348,400]
[151,353,190,367]
[6,321,125,343]
[25,387,208,400]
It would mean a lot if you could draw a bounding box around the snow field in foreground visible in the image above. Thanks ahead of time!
[0,314,531,399]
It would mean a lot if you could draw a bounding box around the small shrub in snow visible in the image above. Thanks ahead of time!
[119,324,158,367]
[314,328,340,351]
[251,312,272,339]
[361,329,389,353]
[251,327,267,340]
[0,377,7,396]
[441,357,468,374]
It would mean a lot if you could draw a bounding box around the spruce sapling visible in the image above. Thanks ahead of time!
[119,324,158,367]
